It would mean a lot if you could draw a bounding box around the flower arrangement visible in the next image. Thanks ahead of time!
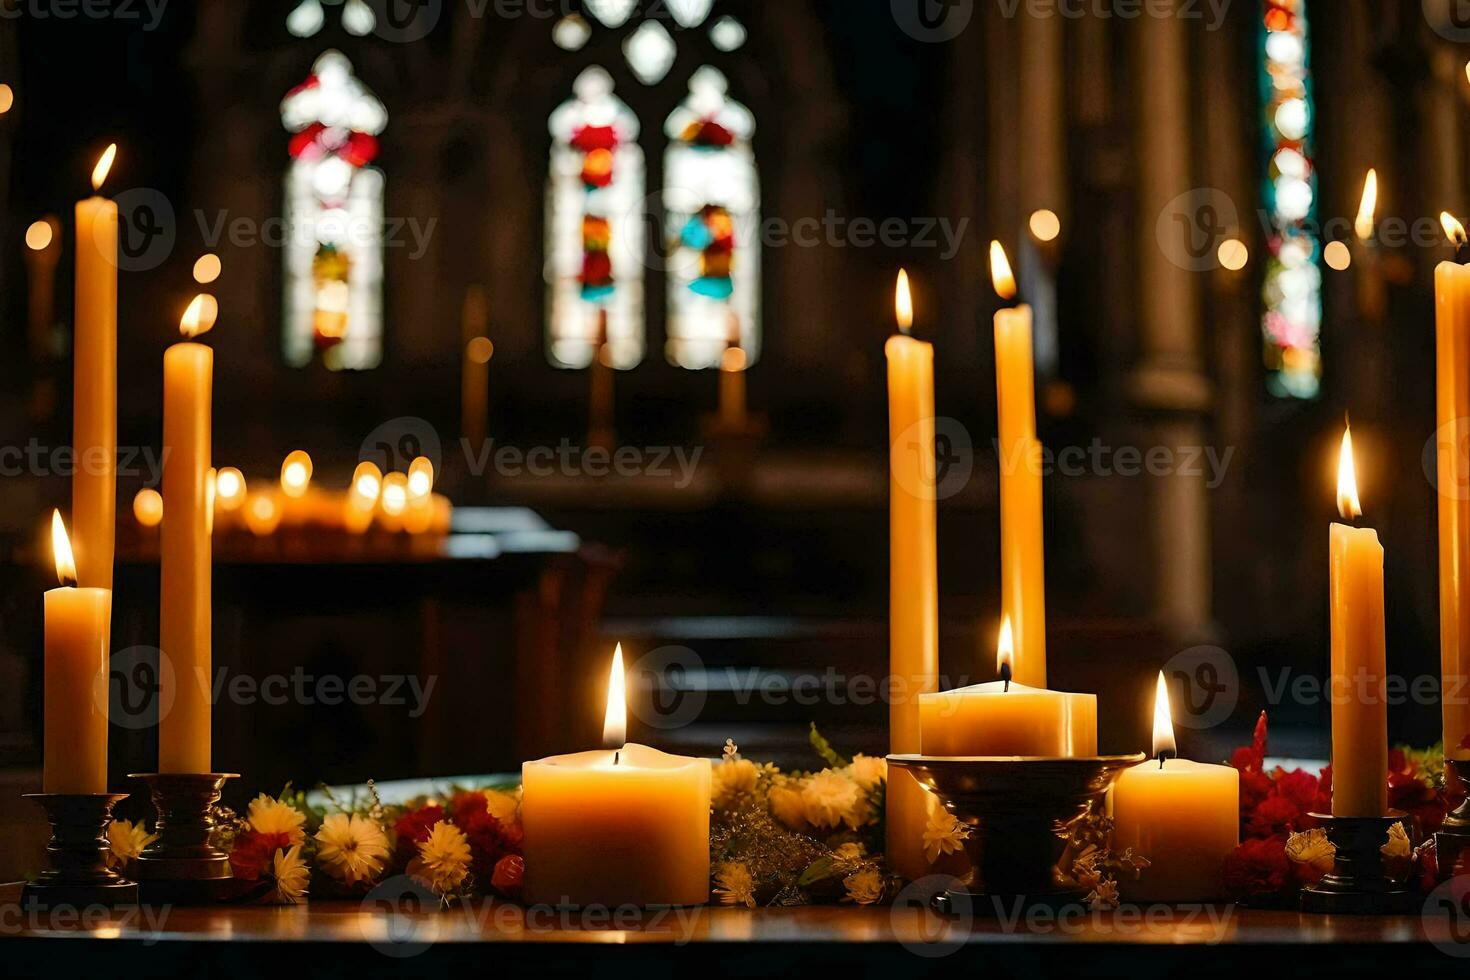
[1221,712,1467,906]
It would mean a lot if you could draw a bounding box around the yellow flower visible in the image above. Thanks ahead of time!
[1382,821,1411,860]
[922,808,971,864]
[833,842,866,863]
[106,819,157,869]
[481,789,520,827]
[768,780,808,830]
[271,844,310,904]
[1285,828,1336,875]
[411,821,472,895]
[801,770,866,830]
[315,813,391,887]
[847,755,887,790]
[713,861,757,908]
[246,793,306,846]
[843,867,884,905]
[712,758,760,810]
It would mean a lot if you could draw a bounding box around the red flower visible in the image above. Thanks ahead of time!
[1247,794,1304,838]
[451,793,523,883]
[229,830,291,881]
[1272,768,1321,811]
[393,804,445,865]
[491,854,524,900]
[1222,837,1292,902]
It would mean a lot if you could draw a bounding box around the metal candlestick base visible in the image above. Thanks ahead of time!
[888,754,1145,914]
[21,793,138,908]
[1435,758,1470,882]
[129,773,238,904]
[1300,812,1415,915]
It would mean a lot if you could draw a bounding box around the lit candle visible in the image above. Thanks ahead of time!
[521,645,712,907]
[1353,170,1385,323]
[1435,213,1470,761]
[719,311,747,430]
[991,242,1046,688]
[159,295,214,774]
[1330,422,1388,815]
[280,450,313,500]
[74,145,119,590]
[1111,672,1239,902]
[885,270,941,880]
[44,511,112,794]
[24,216,61,361]
[919,618,1095,757]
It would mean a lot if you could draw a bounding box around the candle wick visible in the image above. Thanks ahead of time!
[1000,661,1012,694]
[1157,749,1175,770]
[614,750,620,766]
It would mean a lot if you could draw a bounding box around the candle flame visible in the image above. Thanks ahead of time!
[1442,212,1468,249]
[51,510,77,587]
[281,450,313,499]
[407,457,434,499]
[996,616,1015,678]
[180,294,217,338]
[91,144,117,192]
[1337,422,1362,520]
[894,270,913,334]
[990,241,1017,301]
[351,462,383,505]
[381,473,408,516]
[602,642,627,749]
[1151,671,1177,761]
[1355,170,1378,242]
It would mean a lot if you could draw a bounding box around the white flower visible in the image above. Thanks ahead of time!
[922,809,971,864]
[843,867,884,905]
[315,813,391,887]
[1382,821,1411,860]
[801,770,867,830]
[833,842,866,863]
[106,819,157,869]
[713,861,757,908]
[271,845,310,904]
[847,755,887,790]
[410,821,472,895]
[246,793,307,846]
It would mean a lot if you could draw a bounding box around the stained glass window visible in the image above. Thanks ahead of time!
[663,67,760,369]
[545,67,646,370]
[280,51,387,370]
[1260,0,1320,399]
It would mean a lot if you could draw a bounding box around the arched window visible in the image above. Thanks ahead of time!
[545,66,646,370]
[280,50,387,370]
[663,66,760,369]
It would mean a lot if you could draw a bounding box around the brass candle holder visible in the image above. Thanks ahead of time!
[888,754,1145,913]
[1300,811,1415,915]
[1435,758,1470,883]
[21,793,138,908]
[129,772,238,904]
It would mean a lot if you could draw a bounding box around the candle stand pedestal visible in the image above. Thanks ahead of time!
[888,755,1144,915]
[129,773,237,904]
[1435,759,1470,883]
[21,793,138,908]
[1300,812,1415,915]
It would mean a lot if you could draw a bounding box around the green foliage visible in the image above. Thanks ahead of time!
[808,723,850,770]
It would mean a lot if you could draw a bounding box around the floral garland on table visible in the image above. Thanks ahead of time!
[105,782,526,906]
[1221,712,1468,906]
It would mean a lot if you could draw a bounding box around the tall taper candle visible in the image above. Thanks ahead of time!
[885,270,940,880]
[1435,213,1470,761]
[74,145,118,590]
[159,296,214,774]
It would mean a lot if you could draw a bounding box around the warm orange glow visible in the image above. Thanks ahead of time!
[280,451,313,499]
[0,84,12,114]
[407,457,435,499]
[1151,670,1177,761]
[894,269,913,334]
[51,510,77,586]
[25,220,53,252]
[133,488,163,528]
[721,347,747,372]
[1029,209,1061,243]
[1337,423,1362,521]
[351,462,383,506]
[215,467,246,511]
[602,643,627,749]
[990,241,1017,301]
[1355,169,1378,243]
[91,144,117,193]
[1442,212,1468,249]
[380,473,408,517]
[1218,239,1249,272]
[996,616,1015,678]
[466,336,494,365]
[244,493,282,537]
[180,294,218,338]
[1324,241,1352,272]
[193,253,222,285]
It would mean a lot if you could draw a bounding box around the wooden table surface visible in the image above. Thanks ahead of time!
[2,881,1465,975]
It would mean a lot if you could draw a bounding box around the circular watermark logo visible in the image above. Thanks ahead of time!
[97,645,175,731]
[892,0,974,43]
[1423,418,1470,502]
[1160,645,1238,732]
[629,645,708,732]
[1423,875,1470,958]
[359,417,443,476]
[110,187,176,273]
[1155,187,1239,273]
[1424,0,1470,42]
[890,416,974,502]
[361,875,441,958]
[369,0,443,43]
[891,875,971,958]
